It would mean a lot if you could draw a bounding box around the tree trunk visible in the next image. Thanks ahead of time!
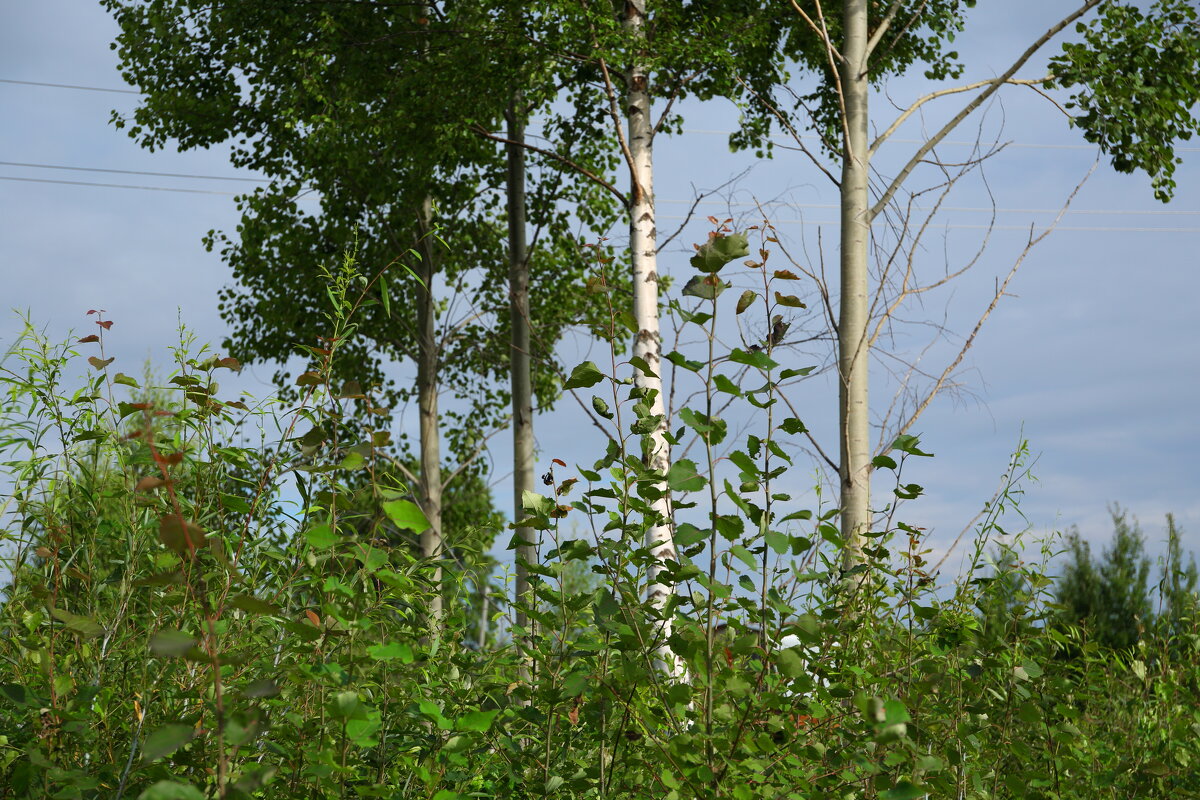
[625,0,679,675]
[416,195,444,627]
[838,0,872,581]
[506,98,537,683]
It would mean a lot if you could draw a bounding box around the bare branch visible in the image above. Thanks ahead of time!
[870,0,1101,221]
[870,77,1049,156]
[468,124,628,209]
[888,159,1098,445]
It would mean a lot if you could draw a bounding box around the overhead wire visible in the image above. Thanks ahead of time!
[0,160,266,183]
[0,175,238,195]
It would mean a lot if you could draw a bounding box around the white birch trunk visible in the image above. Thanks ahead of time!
[625,0,679,675]
[837,0,872,580]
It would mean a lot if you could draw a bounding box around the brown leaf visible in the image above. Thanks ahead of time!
[773,269,800,280]
[158,515,207,554]
[305,609,321,627]
[567,700,581,727]
[552,458,567,467]
[87,356,115,370]
[215,357,241,372]
[35,546,55,559]
[95,320,113,330]
[135,476,166,492]
[165,453,184,466]
[77,334,100,343]
[296,371,323,386]
[773,291,807,309]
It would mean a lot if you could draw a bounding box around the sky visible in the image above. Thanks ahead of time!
[2,1,1198,581]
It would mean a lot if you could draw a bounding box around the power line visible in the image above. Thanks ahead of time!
[0,175,237,195]
[0,160,266,183]
[0,78,138,95]
[657,198,1200,216]
[658,215,1200,233]
[681,128,1200,153]
[7,77,1200,155]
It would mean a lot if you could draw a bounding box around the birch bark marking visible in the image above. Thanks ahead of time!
[506,97,537,686]
[837,0,872,580]
[416,195,444,627]
[625,0,679,674]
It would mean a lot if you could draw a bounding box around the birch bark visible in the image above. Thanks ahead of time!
[625,0,679,673]
[837,0,872,580]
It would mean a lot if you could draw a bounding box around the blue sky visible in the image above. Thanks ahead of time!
[2,1,1198,577]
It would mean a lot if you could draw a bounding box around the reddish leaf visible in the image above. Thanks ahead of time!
[305,609,321,627]
[215,356,241,371]
[86,309,101,315]
[87,356,114,370]
[165,453,184,466]
[567,701,581,727]
[77,334,100,343]
[158,515,207,554]
[135,476,166,492]
[552,458,567,467]
[95,320,113,330]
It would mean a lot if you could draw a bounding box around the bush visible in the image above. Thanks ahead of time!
[2,239,1197,799]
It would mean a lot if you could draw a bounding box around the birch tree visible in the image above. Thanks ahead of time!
[764,0,1200,580]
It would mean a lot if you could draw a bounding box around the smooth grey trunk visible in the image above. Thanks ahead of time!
[506,99,536,687]
[625,0,679,675]
[416,195,444,626]
[837,0,872,579]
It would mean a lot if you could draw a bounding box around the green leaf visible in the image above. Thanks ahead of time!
[50,607,103,638]
[729,544,757,571]
[367,642,414,663]
[456,709,500,732]
[764,529,789,554]
[379,274,391,318]
[628,356,658,378]
[113,372,140,388]
[681,274,728,299]
[591,395,613,419]
[736,290,757,314]
[382,499,430,533]
[137,781,205,800]
[891,434,933,456]
[776,647,807,680]
[872,454,898,470]
[779,366,815,380]
[564,361,604,390]
[780,418,807,435]
[304,523,338,549]
[664,351,702,372]
[881,780,927,800]
[228,594,279,616]
[149,630,195,657]
[713,374,742,396]
[674,523,707,548]
[667,459,706,493]
[690,232,750,272]
[142,724,196,762]
[522,490,554,516]
[728,348,778,370]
